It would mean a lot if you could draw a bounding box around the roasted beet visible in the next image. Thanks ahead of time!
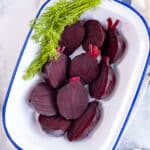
[59,21,85,55]
[43,49,70,89]
[29,82,57,116]
[39,115,71,136]
[70,45,100,84]
[102,18,126,64]
[89,57,116,99]
[82,20,105,51]
[57,77,88,120]
[67,101,100,141]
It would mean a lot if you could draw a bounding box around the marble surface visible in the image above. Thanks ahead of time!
[0,0,150,150]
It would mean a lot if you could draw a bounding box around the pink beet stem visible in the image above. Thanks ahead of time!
[107,18,120,29]
[69,77,80,83]
[112,19,120,29]
[88,44,100,58]
[103,56,110,66]
[107,18,113,29]
[57,46,66,53]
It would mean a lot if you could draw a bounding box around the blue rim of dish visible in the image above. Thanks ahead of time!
[112,1,150,149]
[2,0,150,150]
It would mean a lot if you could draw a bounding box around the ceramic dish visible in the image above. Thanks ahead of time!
[2,0,150,149]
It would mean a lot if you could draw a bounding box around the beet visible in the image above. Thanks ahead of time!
[89,57,116,99]
[57,77,88,120]
[59,21,85,55]
[43,52,70,89]
[70,45,100,84]
[82,20,105,51]
[67,101,100,141]
[102,18,126,64]
[39,115,71,136]
[29,82,57,116]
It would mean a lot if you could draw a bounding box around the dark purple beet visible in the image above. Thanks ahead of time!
[29,82,57,116]
[89,57,116,99]
[59,21,85,55]
[39,115,71,136]
[82,20,105,51]
[102,18,126,64]
[43,53,70,89]
[67,101,100,141]
[57,77,88,120]
[70,45,100,84]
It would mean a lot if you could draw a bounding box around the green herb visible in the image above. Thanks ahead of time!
[23,0,101,80]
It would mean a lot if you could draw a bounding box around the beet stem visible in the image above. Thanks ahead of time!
[103,56,110,66]
[107,18,120,29]
[69,77,80,82]
[57,46,66,53]
[107,18,113,29]
[88,44,100,58]
[112,19,120,29]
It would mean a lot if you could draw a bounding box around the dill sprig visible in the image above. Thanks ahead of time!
[23,0,101,80]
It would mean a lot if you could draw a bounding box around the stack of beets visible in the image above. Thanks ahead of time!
[28,18,126,141]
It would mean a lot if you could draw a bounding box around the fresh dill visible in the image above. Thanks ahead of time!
[23,0,101,80]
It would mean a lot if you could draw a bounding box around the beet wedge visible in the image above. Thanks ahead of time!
[89,57,116,99]
[43,48,70,89]
[70,45,100,84]
[102,18,126,64]
[57,77,88,120]
[67,101,100,141]
[59,21,85,55]
[29,82,57,116]
[39,115,71,136]
[82,20,105,51]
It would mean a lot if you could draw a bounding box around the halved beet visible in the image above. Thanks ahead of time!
[39,115,71,136]
[102,18,126,64]
[82,20,105,51]
[59,21,85,55]
[89,57,116,99]
[43,52,70,89]
[67,101,100,141]
[57,77,88,120]
[70,45,100,84]
[29,82,57,116]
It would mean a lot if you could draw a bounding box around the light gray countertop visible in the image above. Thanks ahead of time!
[0,0,150,149]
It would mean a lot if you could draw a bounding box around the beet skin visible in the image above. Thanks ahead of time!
[82,20,105,51]
[67,101,100,141]
[43,54,70,89]
[89,57,116,99]
[57,77,88,120]
[59,21,85,55]
[102,18,126,64]
[70,45,100,84]
[29,82,57,116]
[39,115,71,136]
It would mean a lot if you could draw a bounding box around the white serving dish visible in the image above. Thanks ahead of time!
[2,0,150,150]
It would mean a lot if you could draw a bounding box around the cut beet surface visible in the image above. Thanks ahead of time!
[43,53,70,89]
[39,115,71,136]
[82,20,105,51]
[57,77,88,120]
[67,101,100,141]
[59,21,85,55]
[102,18,126,64]
[29,82,57,116]
[89,56,116,99]
[70,45,100,84]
